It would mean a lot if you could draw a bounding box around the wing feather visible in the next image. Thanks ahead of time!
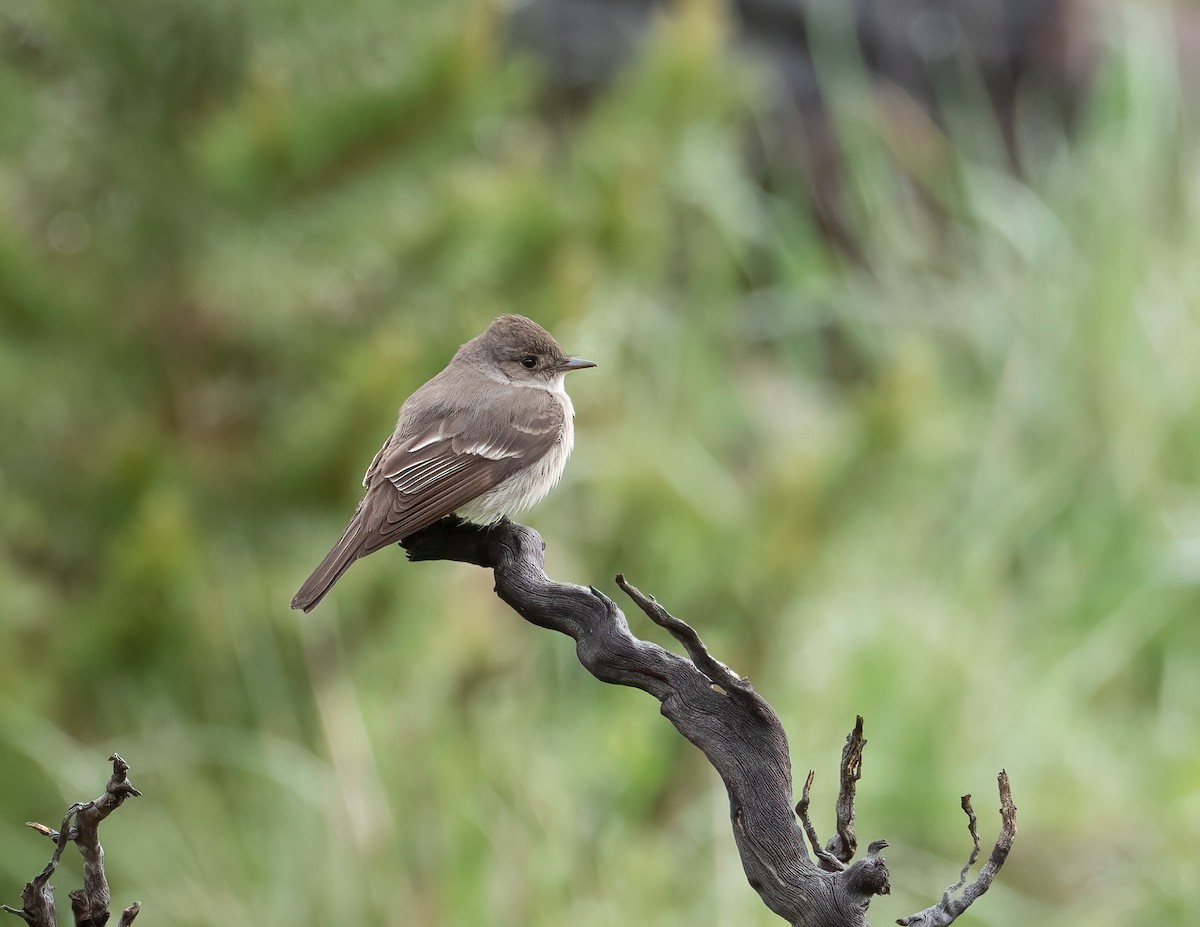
[355,390,565,551]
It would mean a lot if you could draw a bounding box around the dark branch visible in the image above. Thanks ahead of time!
[405,517,1013,926]
[615,574,753,698]
[896,771,1017,926]
[3,806,81,926]
[794,715,871,877]
[406,518,912,925]
[796,769,846,872]
[4,755,141,927]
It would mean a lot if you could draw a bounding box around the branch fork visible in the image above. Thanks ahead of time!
[4,755,142,927]
[403,517,1016,926]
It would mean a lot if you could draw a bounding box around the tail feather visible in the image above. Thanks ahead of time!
[291,519,366,612]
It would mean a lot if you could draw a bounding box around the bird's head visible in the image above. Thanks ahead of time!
[475,314,596,384]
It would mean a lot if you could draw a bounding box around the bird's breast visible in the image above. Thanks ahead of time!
[454,388,574,524]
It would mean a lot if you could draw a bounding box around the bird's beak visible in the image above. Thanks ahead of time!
[559,356,597,371]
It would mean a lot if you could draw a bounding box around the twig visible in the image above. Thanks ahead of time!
[795,769,847,872]
[896,770,1017,926]
[615,574,752,698]
[3,755,142,927]
[945,793,981,898]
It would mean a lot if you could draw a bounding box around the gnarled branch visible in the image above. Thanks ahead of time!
[4,755,141,927]
[404,517,1016,926]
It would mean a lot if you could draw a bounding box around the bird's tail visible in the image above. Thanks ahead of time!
[291,518,366,612]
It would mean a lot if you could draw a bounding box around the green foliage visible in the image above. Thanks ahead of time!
[1,1,1197,924]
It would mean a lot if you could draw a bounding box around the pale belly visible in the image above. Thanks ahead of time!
[455,393,574,524]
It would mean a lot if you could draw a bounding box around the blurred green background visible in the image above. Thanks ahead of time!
[2,0,1198,924]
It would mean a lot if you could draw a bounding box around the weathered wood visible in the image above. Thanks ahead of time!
[404,517,1014,926]
[3,755,141,927]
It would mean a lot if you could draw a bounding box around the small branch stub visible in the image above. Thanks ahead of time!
[828,717,866,863]
[796,768,847,873]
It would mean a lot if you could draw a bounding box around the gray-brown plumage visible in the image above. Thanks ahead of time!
[291,315,595,612]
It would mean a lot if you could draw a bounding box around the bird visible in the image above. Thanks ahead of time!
[291,315,595,612]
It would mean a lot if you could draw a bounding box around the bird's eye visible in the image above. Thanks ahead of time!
[521,356,537,369]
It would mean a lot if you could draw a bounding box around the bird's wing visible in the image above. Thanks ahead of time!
[357,391,565,552]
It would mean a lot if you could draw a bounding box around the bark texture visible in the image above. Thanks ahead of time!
[3,755,141,927]
[404,517,1015,926]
